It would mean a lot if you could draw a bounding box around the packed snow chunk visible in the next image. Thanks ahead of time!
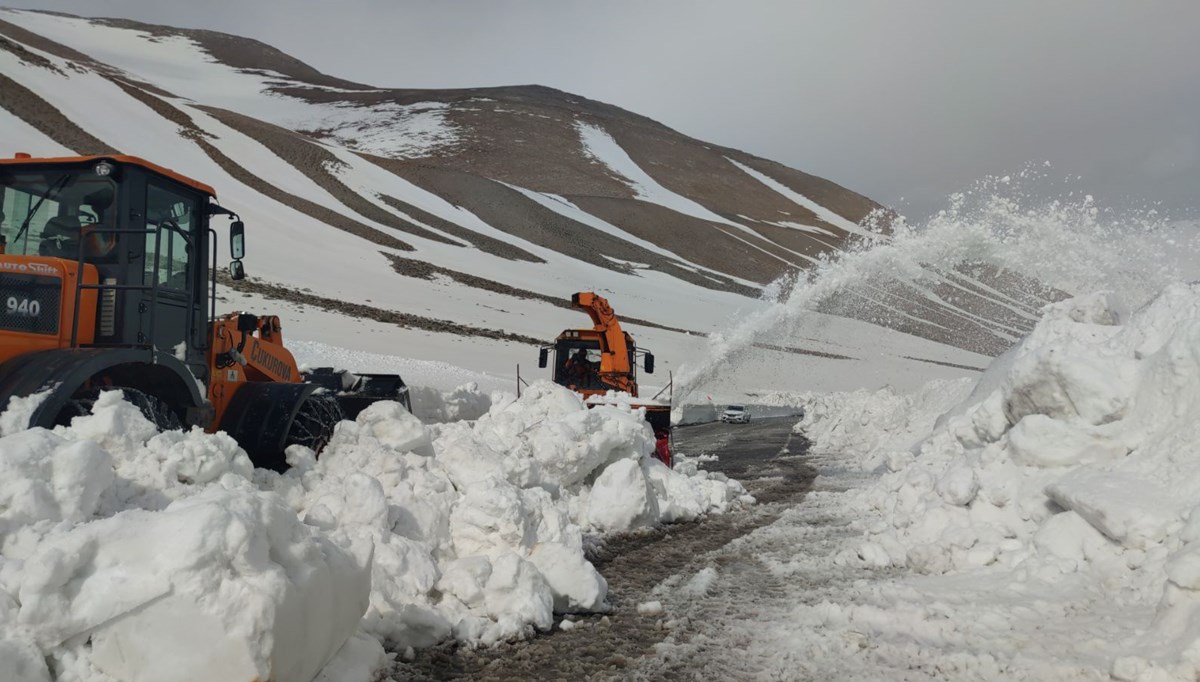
[17,486,370,682]
[360,531,450,648]
[642,456,747,521]
[63,388,161,452]
[681,567,719,597]
[0,386,54,438]
[479,553,554,643]
[467,382,656,489]
[856,541,894,568]
[1006,414,1128,468]
[0,638,50,682]
[287,419,459,649]
[410,382,494,423]
[437,555,493,610]
[935,464,979,507]
[1166,544,1200,591]
[59,393,253,514]
[528,541,608,612]
[489,381,589,427]
[140,427,254,486]
[1000,295,1134,428]
[318,471,391,531]
[0,429,113,557]
[450,479,537,558]
[305,411,458,551]
[101,429,254,515]
[313,631,389,682]
[1032,510,1116,564]
[1046,469,1179,549]
[429,422,521,489]
[586,458,659,532]
[637,600,664,615]
[1052,290,1126,326]
[537,403,656,488]
[1110,657,1151,682]
[354,400,435,457]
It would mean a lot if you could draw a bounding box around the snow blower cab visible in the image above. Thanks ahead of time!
[537,291,672,466]
[0,154,409,470]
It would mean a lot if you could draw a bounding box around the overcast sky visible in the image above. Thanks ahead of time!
[10,0,1199,219]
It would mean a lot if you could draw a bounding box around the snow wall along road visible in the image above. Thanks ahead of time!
[0,382,748,682]
[681,175,1200,679]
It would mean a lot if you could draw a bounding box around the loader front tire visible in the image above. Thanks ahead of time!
[284,392,343,455]
[57,387,183,431]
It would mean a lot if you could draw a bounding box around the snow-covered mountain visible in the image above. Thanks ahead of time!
[0,9,1009,396]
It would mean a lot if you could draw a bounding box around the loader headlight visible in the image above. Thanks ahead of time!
[94,161,115,177]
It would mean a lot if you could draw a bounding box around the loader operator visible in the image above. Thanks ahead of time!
[37,187,118,262]
[564,348,598,389]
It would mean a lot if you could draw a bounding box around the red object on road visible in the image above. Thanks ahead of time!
[654,434,672,468]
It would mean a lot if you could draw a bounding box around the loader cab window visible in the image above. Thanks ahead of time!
[0,168,118,261]
[554,340,604,390]
[144,184,195,291]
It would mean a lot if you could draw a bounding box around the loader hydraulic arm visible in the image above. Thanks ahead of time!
[213,312,298,384]
[571,292,632,387]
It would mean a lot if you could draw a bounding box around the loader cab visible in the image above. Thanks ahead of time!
[539,329,654,397]
[549,336,607,391]
[0,155,237,387]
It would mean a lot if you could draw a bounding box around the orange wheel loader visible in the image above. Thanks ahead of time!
[0,154,409,470]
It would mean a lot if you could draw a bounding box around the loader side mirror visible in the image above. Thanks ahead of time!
[229,259,245,281]
[644,352,655,374]
[230,220,245,259]
[538,347,549,368]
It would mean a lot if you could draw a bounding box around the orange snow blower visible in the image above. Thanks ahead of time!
[533,292,673,466]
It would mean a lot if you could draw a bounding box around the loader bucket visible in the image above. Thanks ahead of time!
[302,367,412,419]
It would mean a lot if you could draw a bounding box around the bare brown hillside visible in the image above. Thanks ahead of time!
[0,9,1059,356]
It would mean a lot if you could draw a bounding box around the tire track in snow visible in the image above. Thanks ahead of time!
[630,449,895,681]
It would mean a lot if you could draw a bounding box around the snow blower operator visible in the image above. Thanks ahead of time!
[563,347,599,388]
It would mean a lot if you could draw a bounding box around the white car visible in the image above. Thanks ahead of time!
[721,405,750,423]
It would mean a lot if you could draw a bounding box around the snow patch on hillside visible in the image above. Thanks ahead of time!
[575,123,770,243]
[298,101,458,159]
[0,107,72,157]
[728,157,871,238]
[510,186,763,289]
[0,9,459,160]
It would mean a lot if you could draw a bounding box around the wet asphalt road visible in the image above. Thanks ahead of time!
[672,416,804,485]
[390,417,816,681]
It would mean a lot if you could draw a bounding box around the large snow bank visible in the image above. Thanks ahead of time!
[0,381,746,680]
[0,392,367,682]
[793,378,974,471]
[813,284,1200,679]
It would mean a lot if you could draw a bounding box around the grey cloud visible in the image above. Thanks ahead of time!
[7,0,1199,220]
